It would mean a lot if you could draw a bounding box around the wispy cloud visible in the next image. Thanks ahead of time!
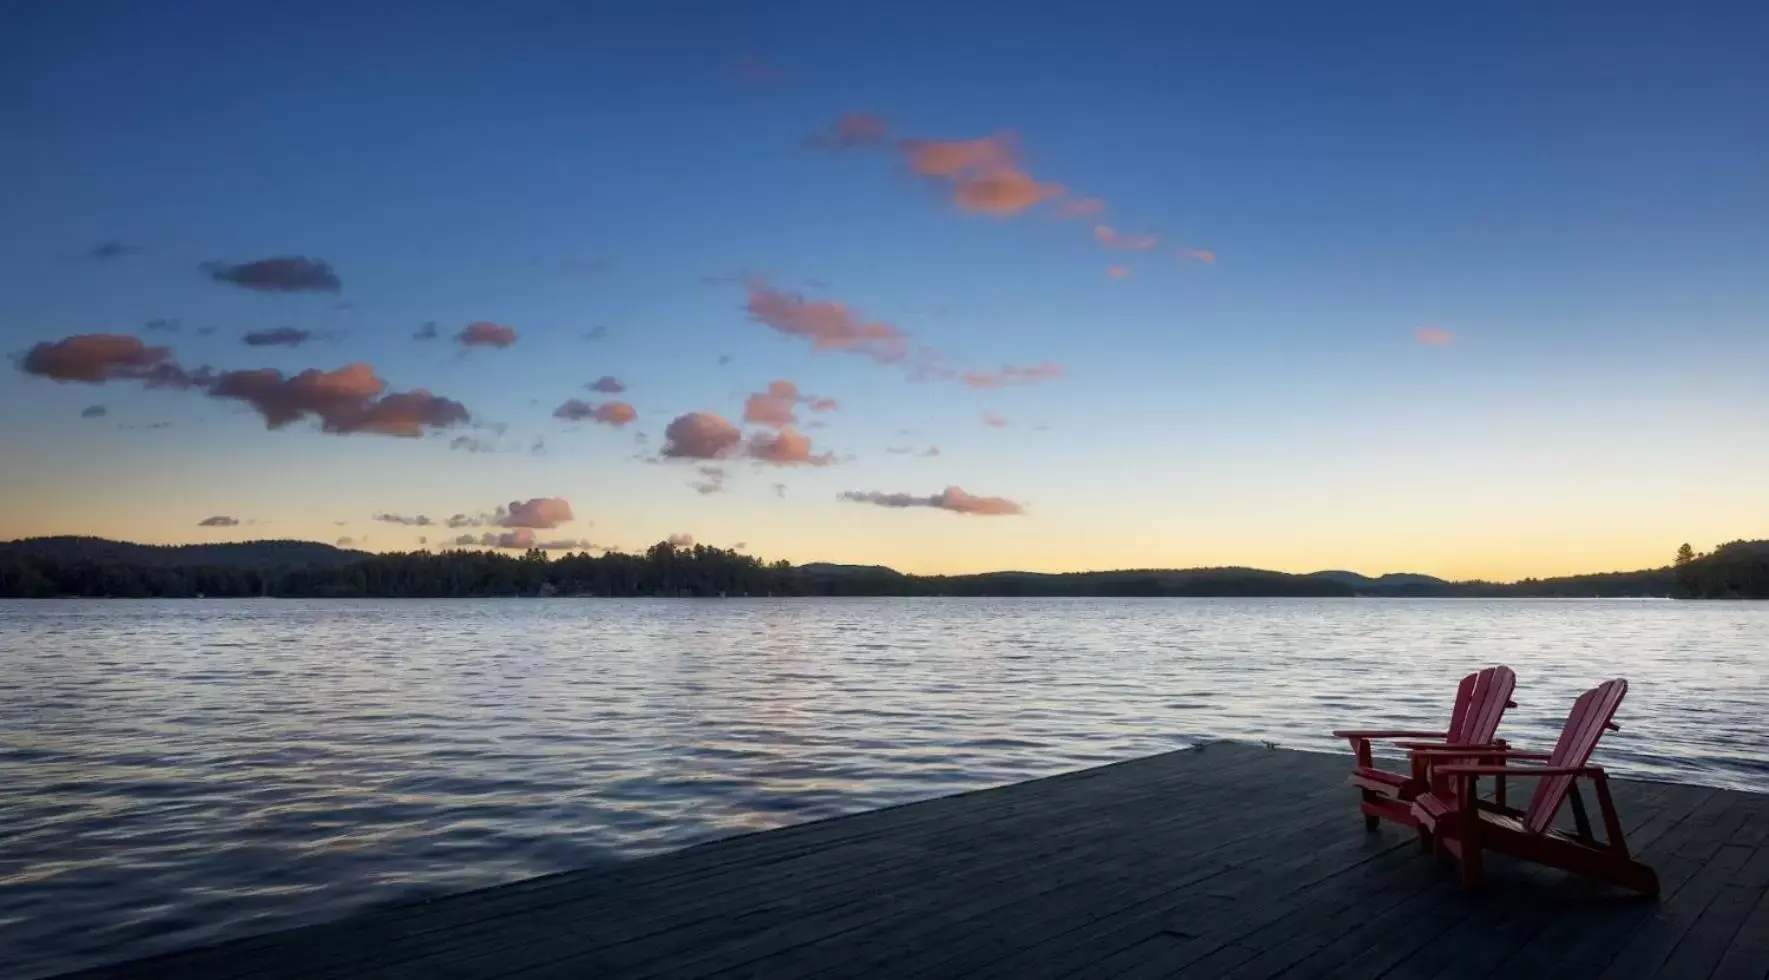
[144,318,179,333]
[414,322,440,341]
[839,487,1023,516]
[1056,197,1105,219]
[691,466,727,495]
[90,241,140,261]
[1415,326,1456,346]
[734,55,788,82]
[81,405,107,419]
[587,375,626,394]
[198,516,240,527]
[900,134,1065,217]
[554,398,636,426]
[959,363,1064,389]
[982,412,1011,428]
[243,327,314,348]
[806,113,889,149]
[205,256,341,293]
[1094,225,1160,251]
[746,279,913,364]
[1106,265,1130,279]
[374,513,432,526]
[1176,247,1217,265]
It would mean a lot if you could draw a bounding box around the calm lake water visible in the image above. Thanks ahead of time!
[2,597,1765,976]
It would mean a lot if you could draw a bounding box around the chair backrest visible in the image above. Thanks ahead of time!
[1446,665,1517,746]
[1523,678,1628,834]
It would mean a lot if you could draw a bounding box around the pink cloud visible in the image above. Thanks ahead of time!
[499,498,574,529]
[959,363,1064,389]
[809,396,838,412]
[458,322,517,347]
[554,398,636,426]
[746,280,911,363]
[19,334,171,383]
[807,113,888,149]
[839,486,1024,516]
[899,134,1065,217]
[1106,265,1130,279]
[982,412,1011,428]
[587,375,625,393]
[744,380,802,428]
[1094,225,1160,251]
[20,335,470,437]
[953,170,1066,216]
[1177,247,1217,264]
[208,363,468,436]
[746,427,834,466]
[662,411,743,460]
[1415,326,1456,346]
[1057,197,1106,219]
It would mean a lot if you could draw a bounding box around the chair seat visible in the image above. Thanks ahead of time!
[1349,766,1415,797]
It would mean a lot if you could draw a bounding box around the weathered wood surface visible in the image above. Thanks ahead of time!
[63,742,1769,979]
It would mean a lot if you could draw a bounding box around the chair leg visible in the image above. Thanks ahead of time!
[1416,824,1433,852]
[1365,812,1380,832]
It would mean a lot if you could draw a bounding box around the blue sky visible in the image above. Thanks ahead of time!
[2,0,1766,577]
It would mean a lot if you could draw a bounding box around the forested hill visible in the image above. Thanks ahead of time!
[1,536,366,568]
[0,536,1763,599]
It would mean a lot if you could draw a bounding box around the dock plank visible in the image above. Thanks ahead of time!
[55,742,1766,980]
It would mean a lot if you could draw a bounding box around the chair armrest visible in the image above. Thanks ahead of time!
[1437,764,1602,777]
[1408,747,1550,759]
[1332,729,1448,740]
[1394,739,1509,751]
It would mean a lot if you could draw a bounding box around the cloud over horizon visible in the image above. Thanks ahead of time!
[197,515,241,526]
[839,486,1023,516]
[498,498,574,529]
[661,412,743,460]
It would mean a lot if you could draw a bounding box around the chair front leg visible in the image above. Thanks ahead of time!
[1458,772,1484,889]
[1591,771,1631,858]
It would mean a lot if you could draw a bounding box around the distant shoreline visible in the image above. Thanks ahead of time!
[4,535,1765,600]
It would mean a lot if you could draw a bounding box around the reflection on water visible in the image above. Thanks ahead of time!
[2,597,1765,976]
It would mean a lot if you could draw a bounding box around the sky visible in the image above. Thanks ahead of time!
[2,1,1766,580]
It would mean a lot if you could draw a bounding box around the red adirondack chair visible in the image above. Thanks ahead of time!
[1409,678,1658,895]
[1333,665,1517,831]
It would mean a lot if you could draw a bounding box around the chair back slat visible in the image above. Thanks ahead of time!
[1524,679,1628,834]
[1451,665,1517,745]
[1444,671,1479,741]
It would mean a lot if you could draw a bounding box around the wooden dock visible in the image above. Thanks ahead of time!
[66,742,1769,979]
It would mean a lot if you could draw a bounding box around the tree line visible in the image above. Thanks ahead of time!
[1,537,1765,599]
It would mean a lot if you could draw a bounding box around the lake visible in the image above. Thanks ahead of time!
[2,597,1765,977]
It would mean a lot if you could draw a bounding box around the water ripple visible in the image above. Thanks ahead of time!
[1,596,1766,977]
